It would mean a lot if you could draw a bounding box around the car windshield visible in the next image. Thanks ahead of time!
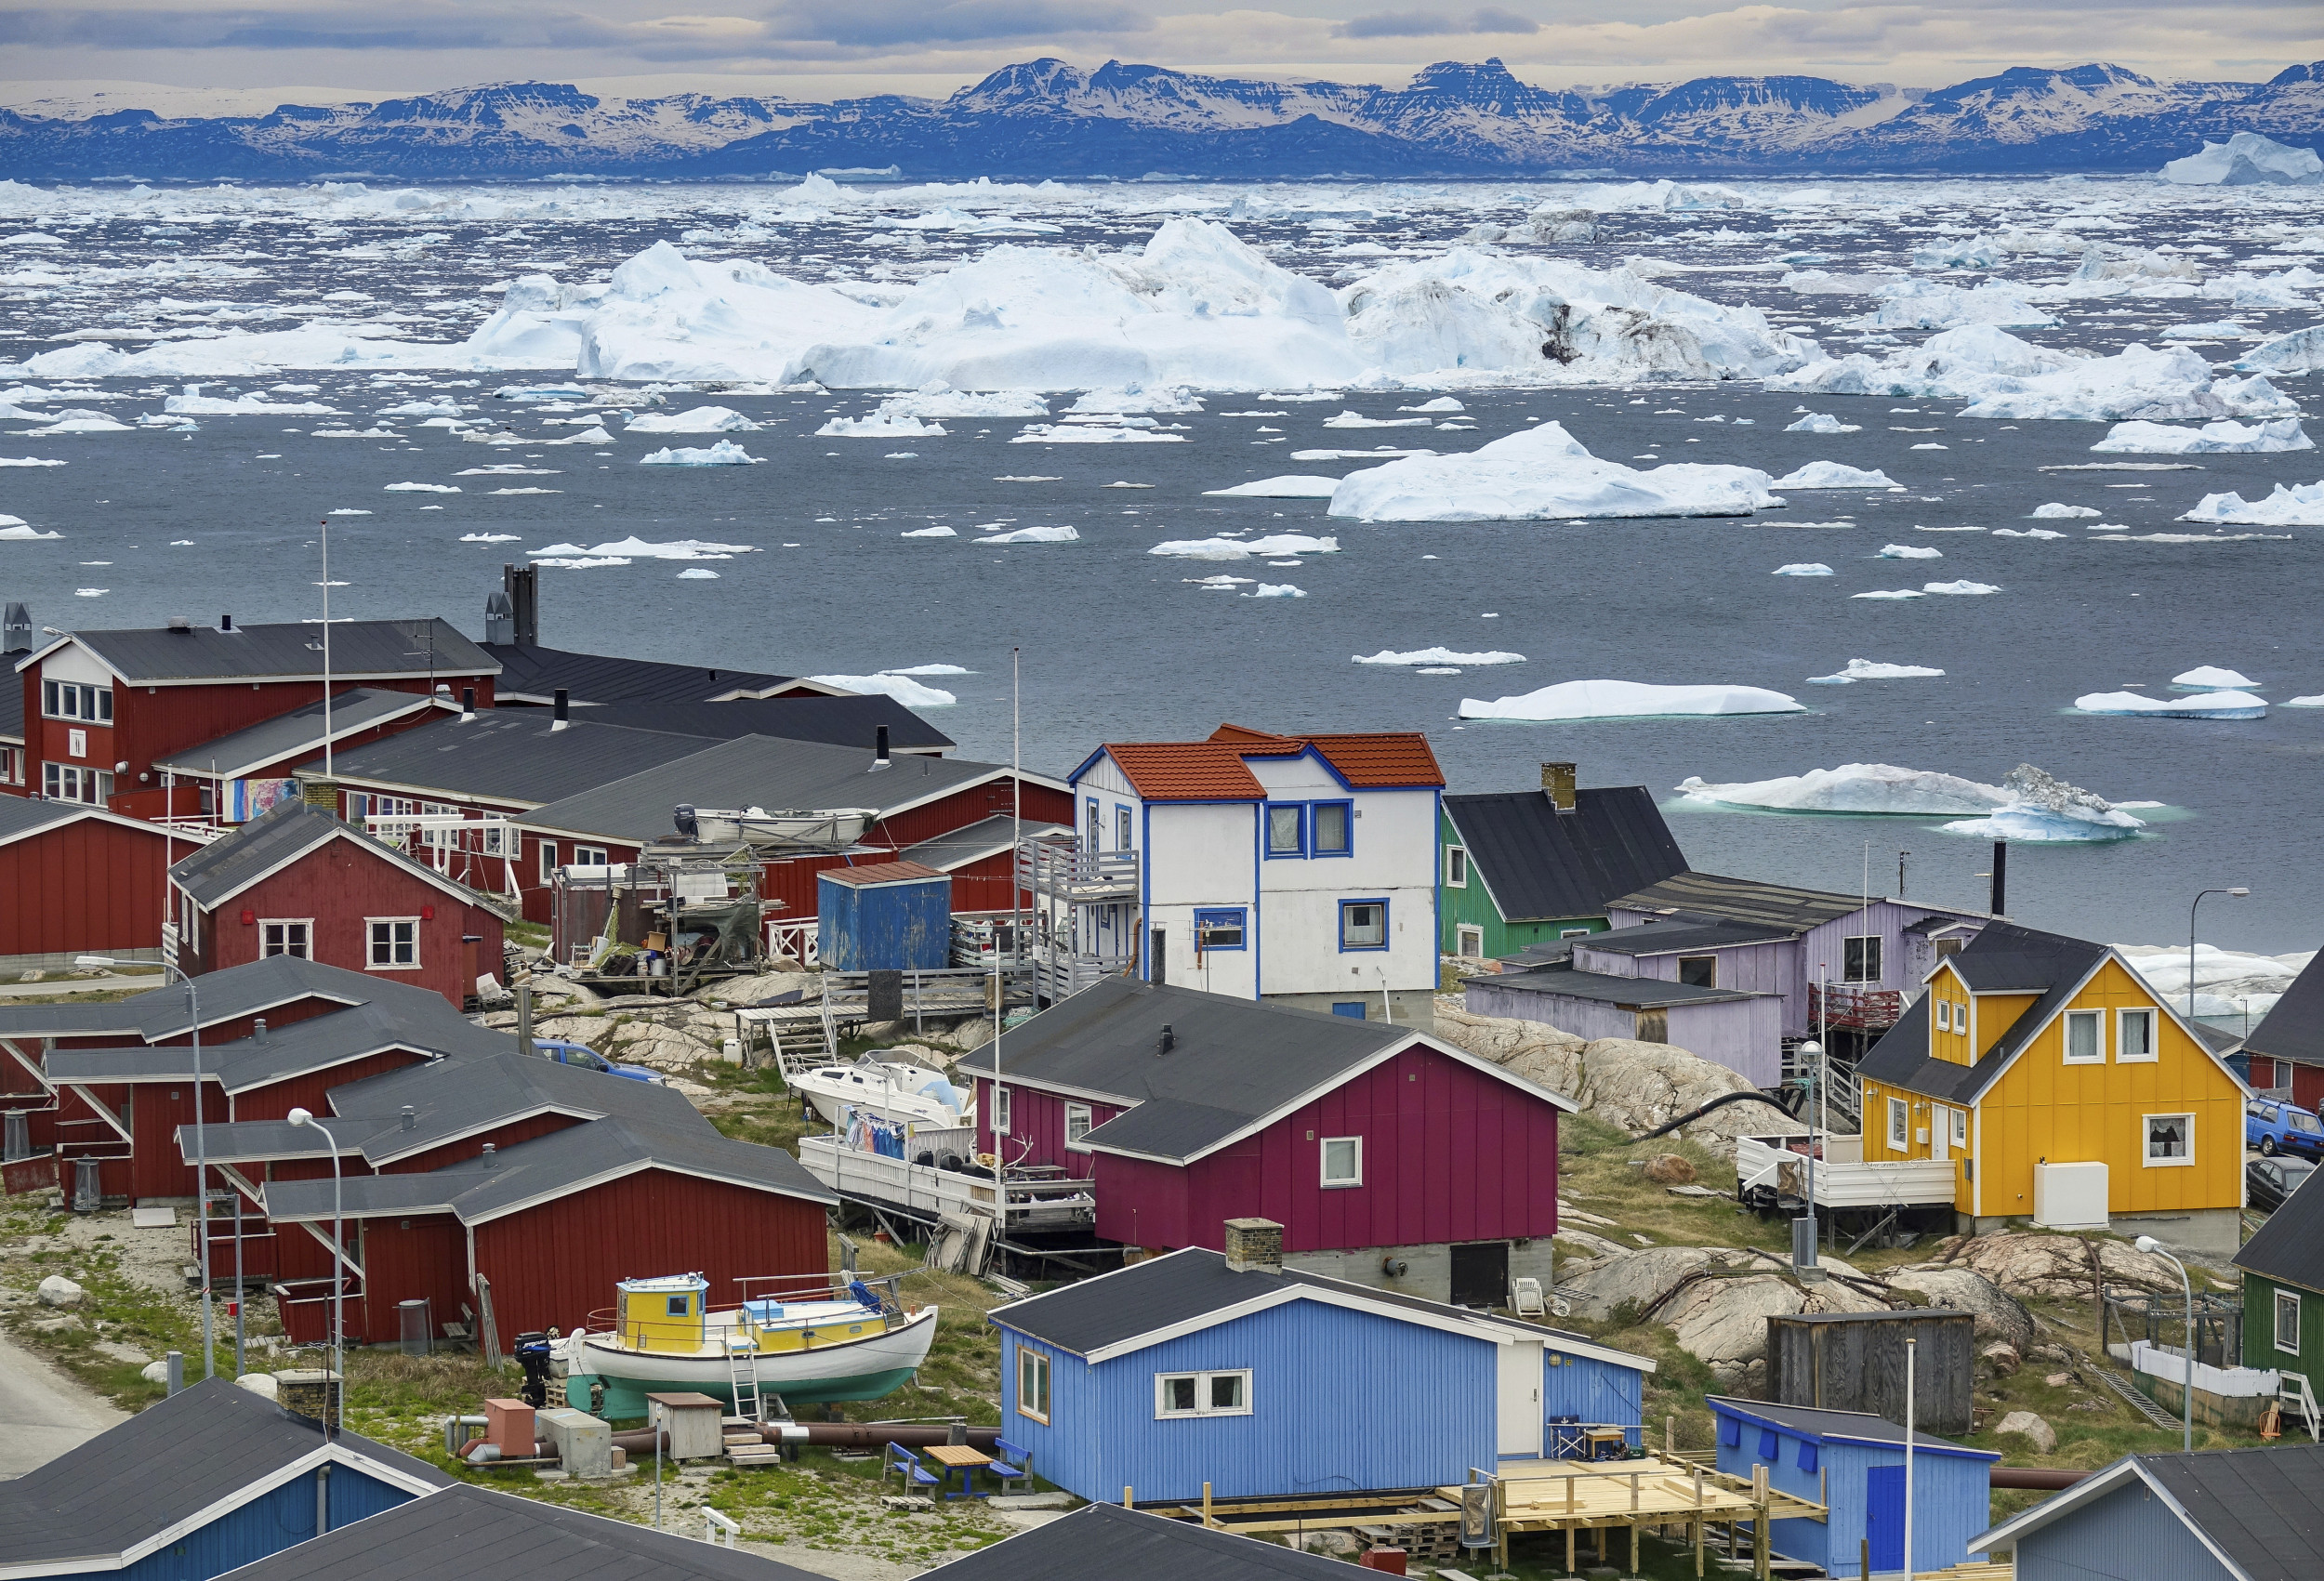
[2291,1113,2324,1134]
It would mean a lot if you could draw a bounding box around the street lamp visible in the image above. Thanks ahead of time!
[285,1106,343,1441]
[2186,889,2250,1019]
[77,954,210,1380]
[2134,1235,2195,1454]
[1794,1038,1825,1281]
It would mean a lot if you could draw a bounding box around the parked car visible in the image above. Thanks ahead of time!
[532,1038,664,1085]
[2249,1154,2317,1214]
[2247,1098,2324,1159]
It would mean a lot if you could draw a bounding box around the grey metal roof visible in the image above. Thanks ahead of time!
[575,696,954,755]
[322,713,719,808]
[1582,917,1802,955]
[2245,953,2324,1071]
[1485,961,1771,1008]
[482,641,808,707]
[321,1047,704,1164]
[0,955,380,1045]
[44,619,495,685]
[1445,786,1688,925]
[1607,871,1874,933]
[1705,1395,1991,1456]
[520,735,1047,845]
[936,1502,1360,1581]
[55,989,512,1095]
[901,815,1068,872]
[0,796,116,846]
[2235,1156,2324,1293]
[0,1377,447,1569]
[195,1481,823,1581]
[169,799,466,910]
[1857,921,2112,1106]
[1976,1443,2324,1578]
[156,688,446,779]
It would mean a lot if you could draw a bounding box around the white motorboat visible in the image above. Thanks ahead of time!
[793,1056,971,1129]
[693,806,881,850]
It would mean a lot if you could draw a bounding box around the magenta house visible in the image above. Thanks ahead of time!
[965,977,1571,1307]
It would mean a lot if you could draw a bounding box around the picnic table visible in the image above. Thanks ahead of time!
[923,1443,992,1499]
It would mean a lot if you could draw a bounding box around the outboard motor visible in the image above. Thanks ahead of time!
[673,803,699,840]
[511,1331,553,1410]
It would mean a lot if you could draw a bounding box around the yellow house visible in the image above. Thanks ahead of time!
[1855,920,2248,1254]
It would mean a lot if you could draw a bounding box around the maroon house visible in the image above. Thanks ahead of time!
[966,979,1569,1308]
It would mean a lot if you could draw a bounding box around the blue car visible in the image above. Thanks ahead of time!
[2247,1098,2324,1159]
[532,1038,664,1085]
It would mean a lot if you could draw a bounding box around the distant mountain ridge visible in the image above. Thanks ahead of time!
[1,57,2318,180]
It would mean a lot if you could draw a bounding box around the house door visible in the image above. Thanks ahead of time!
[1930,1108,1948,1164]
[1496,1338,1543,1457]
[1865,1465,1905,1572]
[1450,1241,1510,1309]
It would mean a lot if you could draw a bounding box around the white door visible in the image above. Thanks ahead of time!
[1931,1107,1949,1164]
[1497,1339,1544,1457]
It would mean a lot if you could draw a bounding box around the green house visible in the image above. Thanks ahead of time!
[1439,765,1688,963]
[2235,1175,2324,1416]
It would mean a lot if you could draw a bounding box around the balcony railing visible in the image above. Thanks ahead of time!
[1017,840,1139,902]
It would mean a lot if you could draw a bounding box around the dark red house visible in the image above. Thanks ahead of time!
[0,796,174,969]
[167,799,507,1010]
[967,979,1570,1308]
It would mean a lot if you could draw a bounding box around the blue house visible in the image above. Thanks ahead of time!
[989,1229,1655,1505]
[0,1379,448,1581]
[1709,1397,1999,1578]
[1973,1442,2324,1581]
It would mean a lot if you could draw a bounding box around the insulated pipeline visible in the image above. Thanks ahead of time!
[1989,1466,2086,1490]
[605,1422,999,1454]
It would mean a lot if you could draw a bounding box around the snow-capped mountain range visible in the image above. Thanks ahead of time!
[3,59,2319,181]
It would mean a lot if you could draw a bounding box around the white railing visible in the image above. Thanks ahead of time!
[153,817,229,845]
[364,811,522,898]
[702,1509,739,1548]
[798,1134,1095,1229]
[765,919,819,966]
[1734,1133,1956,1210]
[1016,840,1139,902]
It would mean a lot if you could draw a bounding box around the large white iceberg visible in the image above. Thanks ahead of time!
[1459,679,1806,720]
[530,536,754,560]
[2074,689,2267,719]
[881,386,1049,418]
[1328,421,1779,522]
[163,389,338,415]
[2237,325,2324,376]
[1679,763,2010,816]
[2161,132,2324,187]
[1786,413,1860,434]
[973,525,1079,544]
[1937,764,2148,842]
[805,674,957,707]
[1771,461,1901,491]
[2178,481,2324,527]
[2092,417,2309,455]
[626,405,762,433]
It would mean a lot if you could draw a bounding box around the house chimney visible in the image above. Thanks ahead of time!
[1541,762,1578,813]
[400,1104,416,1132]
[252,1018,268,1043]
[872,724,891,769]
[482,1142,497,1169]
[550,689,569,731]
[301,777,339,819]
[1990,839,2007,917]
[484,587,514,645]
[460,686,476,721]
[1158,1024,1174,1057]
[2,603,30,654]
[1222,1218,1283,1274]
[218,614,233,633]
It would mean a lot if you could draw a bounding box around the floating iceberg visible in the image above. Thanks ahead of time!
[0,522,62,541]
[676,569,720,579]
[1771,461,1900,491]
[1148,534,1340,560]
[1877,544,1943,560]
[1807,659,1946,684]
[1243,584,1306,598]
[163,389,339,415]
[2031,502,2100,519]
[2237,325,2324,376]
[1846,278,2054,331]
[882,386,1049,418]
[1785,413,1860,434]
[1010,423,1182,444]
[638,441,759,466]
[973,525,1079,544]
[2179,480,2324,526]
[1323,410,1433,428]
[2092,417,2310,455]
[1328,421,1779,523]
[819,412,944,439]
[1923,580,2000,596]
[1459,679,1806,721]
[627,405,762,433]
[377,398,468,417]
[2161,132,2324,187]
[2173,665,2256,688]
[1204,475,1341,497]
[1938,764,2148,842]
[805,674,957,707]
[1914,236,1999,270]
[2074,690,2267,718]
[459,533,521,543]
[384,481,459,493]
[1773,563,1833,575]
[530,536,754,561]
[1679,764,2011,816]
[1068,387,1204,414]
[1354,647,1525,665]
[900,525,957,538]
[0,456,63,468]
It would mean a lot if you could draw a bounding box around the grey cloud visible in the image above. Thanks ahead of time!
[1333,7,1539,38]
[0,7,635,51]
[764,0,1149,47]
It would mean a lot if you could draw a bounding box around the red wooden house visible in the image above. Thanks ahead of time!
[0,796,174,970]
[168,799,507,1009]
[965,978,1571,1308]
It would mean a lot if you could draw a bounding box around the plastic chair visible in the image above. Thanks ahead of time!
[988,1438,1033,1490]
[883,1443,940,1491]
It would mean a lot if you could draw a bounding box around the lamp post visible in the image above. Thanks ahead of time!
[77,954,208,1379]
[1794,1038,1824,1281]
[285,1106,343,1442]
[2135,1234,2196,1454]
[2186,888,2250,1018]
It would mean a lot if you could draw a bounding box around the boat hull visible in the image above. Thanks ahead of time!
[568,1306,938,1418]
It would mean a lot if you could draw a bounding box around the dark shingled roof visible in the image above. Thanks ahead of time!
[156,687,445,779]
[0,796,149,847]
[1706,1396,1993,1457]
[1486,961,1771,1008]
[2235,1156,2324,1294]
[1607,871,1874,934]
[168,799,469,910]
[937,1501,1367,1581]
[202,1482,824,1581]
[43,619,494,685]
[321,1046,705,1166]
[1444,785,1688,925]
[1578,917,1802,956]
[2246,952,2324,1071]
[0,1377,447,1568]
[579,696,955,755]
[482,642,817,708]
[0,955,385,1044]
[1856,921,2114,1106]
[324,713,719,808]
[1975,1443,2324,1578]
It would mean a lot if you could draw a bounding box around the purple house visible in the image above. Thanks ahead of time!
[1469,872,1986,1086]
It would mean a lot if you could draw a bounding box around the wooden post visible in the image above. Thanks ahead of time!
[1860,1536,1871,1579]
[1666,1413,1675,1457]
[1566,1525,1577,1576]
[1565,1475,1576,1512]
[1755,1509,1771,1581]
[1695,1513,1706,1578]
[1202,1482,1212,1529]
[1123,1485,1132,1509]
[1631,1522,1640,1577]
[1631,1471,1640,1510]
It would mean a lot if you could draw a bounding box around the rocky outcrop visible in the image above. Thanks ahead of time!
[1883,1267,2038,1350]
[1919,1231,2185,1301]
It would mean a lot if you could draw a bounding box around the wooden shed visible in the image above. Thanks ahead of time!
[816,861,950,971]
[1766,1309,1977,1436]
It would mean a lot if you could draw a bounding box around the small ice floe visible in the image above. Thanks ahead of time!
[164,389,338,415]
[1877,544,1943,559]
[73,587,106,596]
[384,481,460,493]
[170,537,194,545]
[883,387,1049,419]
[456,465,560,476]
[1293,446,1434,462]
[1187,575,1254,589]
[1204,476,1341,497]
[1806,659,1946,684]
[1680,764,2010,815]
[805,674,957,707]
[1785,413,1861,434]
[677,569,720,579]
[2288,695,2324,707]
[900,525,957,538]
[1853,588,1925,599]
[2031,503,2100,518]
[1329,423,1776,521]
[2074,690,2267,719]
[1399,397,1466,413]
[532,536,754,561]
[817,412,943,439]
[24,413,132,434]
[994,475,1062,482]
[377,399,469,417]
[542,426,618,445]
[495,385,589,402]
[885,452,918,460]
[2179,481,2324,527]
[639,441,759,465]
[531,556,634,569]
[1772,563,1834,575]
[1458,679,1807,720]
[974,525,1079,544]
[1243,584,1306,598]
[1770,461,1902,490]
[1069,387,1203,415]
[629,406,763,433]
[460,533,522,543]
[1923,580,2000,595]
[311,427,402,440]
[1103,481,1155,489]
[1323,410,1433,428]
[1353,647,1525,665]
[2162,323,2247,340]
[1940,765,2149,842]
[1149,534,1339,560]
[2093,417,2310,455]
[1417,666,1461,676]
[0,456,66,467]
[882,664,971,676]
[1993,528,2067,539]
[2172,665,2257,689]
[327,508,373,516]
[489,488,561,495]
[1010,423,1184,444]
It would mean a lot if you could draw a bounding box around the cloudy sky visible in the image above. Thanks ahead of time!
[0,0,2315,108]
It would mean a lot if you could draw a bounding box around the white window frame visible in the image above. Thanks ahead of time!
[1457,925,1485,960]
[1445,845,1467,887]
[574,844,609,867]
[1116,805,1132,852]
[366,916,420,970]
[1064,1102,1092,1153]
[1935,999,1952,1033]
[1155,1368,1252,1419]
[1320,1135,1363,1188]
[1560,927,1592,940]
[1842,934,1882,984]
[2117,1007,2159,1064]
[2278,1288,2302,1356]
[537,840,558,884]
[2143,1112,2195,1168]
[1888,1097,1909,1152]
[2063,1008,2103,1065]
[991,1085,1011,1138]
[1950,1107,1968,1148]
[259,919,313,960]
[1017,1345,1050,1424]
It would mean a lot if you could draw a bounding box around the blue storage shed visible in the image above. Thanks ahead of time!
[990,1242,1656,1505]
[1709,1396,1999,1578]
[0,1378,449,1581]
[817,860,952,972]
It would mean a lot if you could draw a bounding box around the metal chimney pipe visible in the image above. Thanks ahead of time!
[550,689,568,731]
[875,724,890,765]
[460,686,476,721]
[1989,840,2007,917]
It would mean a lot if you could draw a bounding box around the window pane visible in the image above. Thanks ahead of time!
[1209,1374,1244,1411]
[2067,1014,2098,1061]
[1117,808,1132,850]
[1267,805,1302,854]
[1165,1377,1196,1412]
[1447,848,1466,884]
[1678,955,1715,988]
[1341,903,1383,947]
[1312,804,1349,854]
[2148,1116,2187,1159]
[1323,1138,1358,1182]
[2123,1011,2153,1058]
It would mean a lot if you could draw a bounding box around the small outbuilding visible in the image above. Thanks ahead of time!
[0,796,172,973]
[815,860,950,971]
[990,1228,1655,1505]
[1709,1396,1999,1578]
[1973,1442,2324,1581]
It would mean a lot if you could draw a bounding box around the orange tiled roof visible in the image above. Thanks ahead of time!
[1103,742,1268,800]
[1305,731,1446,788]
[1104,726,1445,801]
[820,859,945,887]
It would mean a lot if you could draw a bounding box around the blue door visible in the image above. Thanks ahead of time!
[1865,1464,1905,1572]
[1332,1002,1367,1019]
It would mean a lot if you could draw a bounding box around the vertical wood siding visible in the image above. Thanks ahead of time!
[99,1462,421,1581]
[2012,1482,2232,1581]
[1716,1419,1997,1574]
[0,819,168,959]
[971,1078,1121,1171]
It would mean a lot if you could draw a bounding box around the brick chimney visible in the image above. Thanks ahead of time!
[300,777,339,819]
[1541,762,1577,813]
[1222,1218,1283,1273]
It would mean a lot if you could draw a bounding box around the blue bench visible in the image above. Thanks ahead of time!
[883,1443,940,1492]
[988,1438,1032,1490]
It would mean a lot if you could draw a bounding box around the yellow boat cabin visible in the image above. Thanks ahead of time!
[1855,919,2248,1254]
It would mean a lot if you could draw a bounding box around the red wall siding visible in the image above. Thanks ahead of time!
[386,1112,579,1175]
[971,1076,1120,1171]
[0,818,168,957]
[346,1213,469,1345]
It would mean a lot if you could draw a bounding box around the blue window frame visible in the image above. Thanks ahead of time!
[1309,800,1353,856]
[1194,908,1248,952]
[1264,803,1305,858]
[1085,797,1102,851]
[1339,899,1389,952]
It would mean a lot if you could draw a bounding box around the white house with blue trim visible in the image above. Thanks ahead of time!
[989,1227,1655,1505]
[1061,724,1445,1026]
